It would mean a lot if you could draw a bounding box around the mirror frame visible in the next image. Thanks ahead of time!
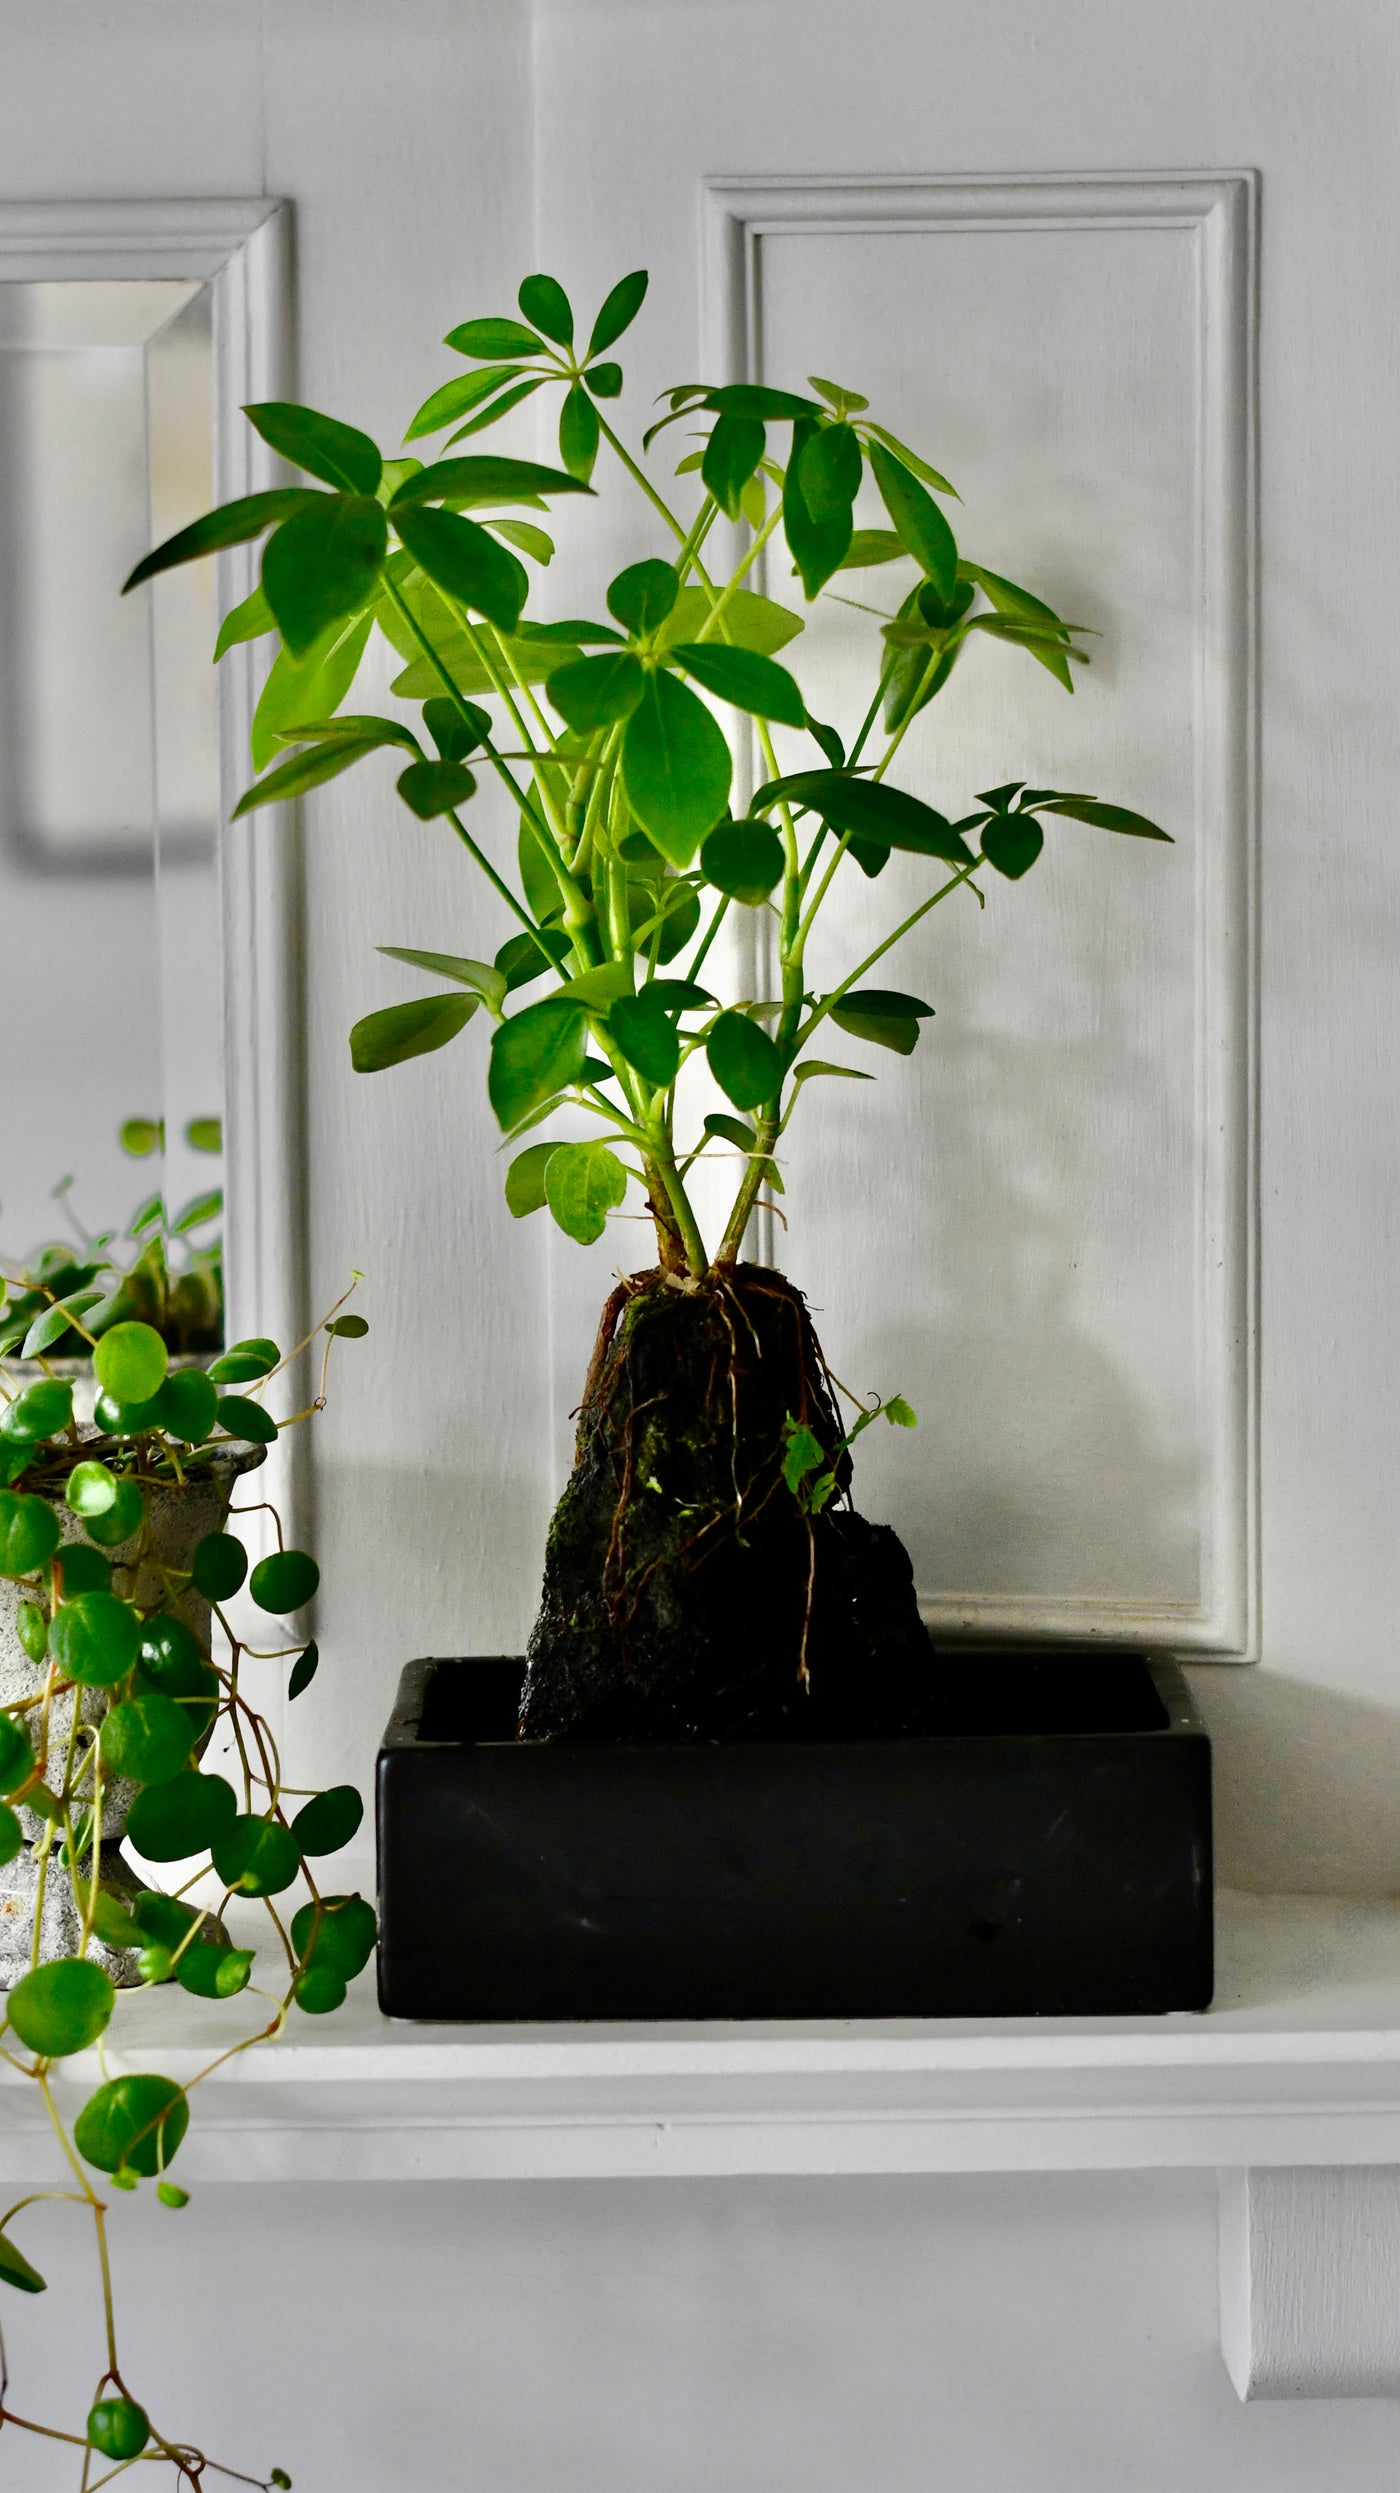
[0,198,297,1418]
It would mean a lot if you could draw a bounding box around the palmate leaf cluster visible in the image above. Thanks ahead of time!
[0,1308,367,2488]
[127,266,1170,1279]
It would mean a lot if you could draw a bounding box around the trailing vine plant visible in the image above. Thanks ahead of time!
[123,266,1168,1291]
[0,1297,369,2487]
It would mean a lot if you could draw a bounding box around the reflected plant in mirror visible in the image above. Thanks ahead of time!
[1,1114,224,1371]
[128,263,1171,1750]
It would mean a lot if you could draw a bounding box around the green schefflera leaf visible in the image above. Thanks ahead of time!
[445,315,546,360]
[504,1141,561,1219]
[404,364,529,444]
[393,503,527,636]
[350,993,477,1074]
[621,672,732,868]
[980,815,1045,879]
[707,1012,784,1112]
[543,1142,628,1246]
[671,642,805,730]
[702,412,766,520]
[1036,796,1172,841]
[262,494,388,658]
[244,401,383,498]
[587,268,648,357]
[868,440,959,608]
[396,758,477,819]
[547,650,644,734]
[700,821,785,907]
[559,381,600,483]
[122,488,322,594]
[488,999,588,1132]
[608,558,679,637]
[518,272,574,347]
[609,991,682,1088]
[379,949,506,1011]
[829,988,935,1056]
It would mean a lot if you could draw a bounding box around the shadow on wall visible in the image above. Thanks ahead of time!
[1189,1665,1400,1894]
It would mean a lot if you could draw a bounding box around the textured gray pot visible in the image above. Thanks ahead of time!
[0,1436,264,1986]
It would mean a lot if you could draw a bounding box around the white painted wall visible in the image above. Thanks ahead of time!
[5,0,1400,2483]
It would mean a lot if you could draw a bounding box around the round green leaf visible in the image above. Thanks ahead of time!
[396,757,479,820]
[126,1769,236,1862]
[87,2396,150,2463]
[291,1784,364,1857]
[706,1011,784,1112]
[50,1591,141,1688]
[174,1942,254,2000]
[100,1693,194,1786]
[250,1548,319,1614]
[93,1322,168,1407]
[76,2071,190,2177]
[544,1142,628,1245]
[121,1115,162,1156]
[191,1532,247,1602]
[0,1379,74,1443]
[133,1625,219,1745]
[291,1892,377,1979]
[294,1965,348,2015]
[131,1892,198,1950]
[16,1600,47,1662]
[136,1944,175,1985]
[7,1958,114,2057]
[504,1141,560,1219]
[701,820,785,906]
[287,1641,320,1701]
[0,1711,32,1797]
[55,1545,111,1594]
[215,1394,278,1446]
[207,1337,279,1385]
[0,2228,45,2293]
[155,1368,219,1446]
[84,1474,146,1549]
[93,1387,165,1436]
[0,1493,62,1578]
[66,1461,119,1518]
[0,1804,23,1867]
[325,1314,369,1338]
[212,1813,300,1897]
[157,2181,189,2208]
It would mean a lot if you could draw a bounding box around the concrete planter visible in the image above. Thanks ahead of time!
[0,1437,264,1985]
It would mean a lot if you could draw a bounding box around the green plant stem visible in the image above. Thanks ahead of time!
[793,856,985,1053]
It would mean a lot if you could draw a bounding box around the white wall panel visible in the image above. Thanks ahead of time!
[699,176,1256,1651]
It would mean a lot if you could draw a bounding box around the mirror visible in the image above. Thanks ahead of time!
[0,277,225,1354]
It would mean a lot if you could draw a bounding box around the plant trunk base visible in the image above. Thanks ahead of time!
[518,1264,937,1742]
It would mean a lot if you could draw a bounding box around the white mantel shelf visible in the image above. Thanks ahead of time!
[7,1891,1400,2186]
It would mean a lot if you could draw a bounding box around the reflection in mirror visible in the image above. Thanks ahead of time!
[0,279,224,1354]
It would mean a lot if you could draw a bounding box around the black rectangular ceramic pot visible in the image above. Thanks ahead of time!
[376,1649,1212,2021]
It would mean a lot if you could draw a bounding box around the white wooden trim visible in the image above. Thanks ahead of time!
[1220,2166,1400,2399]
[699,173,1260,1658]
[0,200,303,1557]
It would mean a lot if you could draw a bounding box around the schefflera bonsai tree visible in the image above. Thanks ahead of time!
[127,268,1169,1743]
